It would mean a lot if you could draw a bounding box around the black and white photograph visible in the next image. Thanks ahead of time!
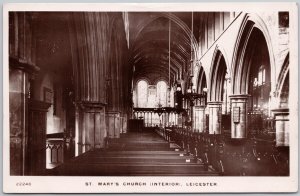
[3,2,298,193]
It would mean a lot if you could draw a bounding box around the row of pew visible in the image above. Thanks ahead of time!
[157,127,289,176]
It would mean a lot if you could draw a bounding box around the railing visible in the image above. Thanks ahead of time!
[46,132,74,169]
[46,138,64,169]
[133,107,183,128]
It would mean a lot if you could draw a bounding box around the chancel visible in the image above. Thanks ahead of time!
[9,11,290,176]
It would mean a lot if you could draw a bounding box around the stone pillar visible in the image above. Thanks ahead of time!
[76,103,106,155]
[75,105,80,156]
[166,112,169,127]
[123,114,128,133]
[9,61,39,175]
[9,68,29,175]
[120,113,127,134]
[207,102,222,134]
[106,111,121,138]
[27,100,51,175]
[194,106,200,132]
[230,95,249,139]
[272,108,289,146]
[195,106,206,133]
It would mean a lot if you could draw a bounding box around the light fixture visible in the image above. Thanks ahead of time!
[225,72,230,80]
[168,19,171,86]
[190,12,194,77]
[192,85,196,93]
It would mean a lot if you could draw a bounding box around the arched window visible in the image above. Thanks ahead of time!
[251,64,270,115]
[137,80,148,107]
[222,71,231,115]
[156,81,167,107]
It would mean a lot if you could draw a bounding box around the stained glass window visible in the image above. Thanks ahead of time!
[137,80,148,107]
[156,81,167,107]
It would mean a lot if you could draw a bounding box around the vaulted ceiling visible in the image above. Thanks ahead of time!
[27,12,205,89]
[128,12,201,86]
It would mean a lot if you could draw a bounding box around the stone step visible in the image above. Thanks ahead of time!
[73,156,197,164]
[55,163,216,176]
[107,143,172,151]
[77,152,189,158]
[78,150,186,158]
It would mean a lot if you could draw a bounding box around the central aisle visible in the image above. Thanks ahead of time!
[53,129,219,176]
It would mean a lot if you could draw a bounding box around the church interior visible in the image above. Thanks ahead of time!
[9,11,290,176]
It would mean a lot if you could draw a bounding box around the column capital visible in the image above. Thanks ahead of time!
[229,94,251,99]
[75,101,106,112]
[194,105,206,109]
[106,111,121,115]
[207,101,222,106]
[272,108,289,115]
[10,57,40,74]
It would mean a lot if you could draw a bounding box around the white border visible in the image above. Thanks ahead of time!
[2,3,298,193]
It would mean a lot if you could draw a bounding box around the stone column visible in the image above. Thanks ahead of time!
[195,106,206,133]
[150,112,153,126]
[207,102,222,134]
[9,68,29,175]
[74,104,83,156]
[230,95,249,139]
[27,100,51,175]
[9,60,39,175]
[76,103,106,155]
[121,113,128,133]
[272,108,289,146]
[106,111,121,138]
[194,106,200,132]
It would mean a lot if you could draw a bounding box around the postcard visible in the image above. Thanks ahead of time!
[3,2,298,193]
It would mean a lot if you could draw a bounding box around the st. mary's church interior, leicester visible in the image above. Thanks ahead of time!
[9,11,290,176]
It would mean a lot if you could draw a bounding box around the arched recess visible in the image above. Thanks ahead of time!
[232,23,272,115]
[232,14,275,95]
[229,14,274,139]
[196,66,207,94]
[275,53,289,108]
[272,54,289,147]
[207,49,230,134]
[209,49,229,102]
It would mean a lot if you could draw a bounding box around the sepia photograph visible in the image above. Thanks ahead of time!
[3,2,298,193]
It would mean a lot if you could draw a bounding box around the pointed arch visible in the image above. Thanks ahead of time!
[196,66,208,94]
[276,53,289,108]
[208,48,229,102]
[231,13,275,95]
[276,53,289,97]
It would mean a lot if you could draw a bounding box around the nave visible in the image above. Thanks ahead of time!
[52,128,218,176]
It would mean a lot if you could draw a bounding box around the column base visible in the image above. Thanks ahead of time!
[76,102,106,155]
[272,108,289,146]
[207,102,222,134]
[106,111,121,138]
[230,95,249,139]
